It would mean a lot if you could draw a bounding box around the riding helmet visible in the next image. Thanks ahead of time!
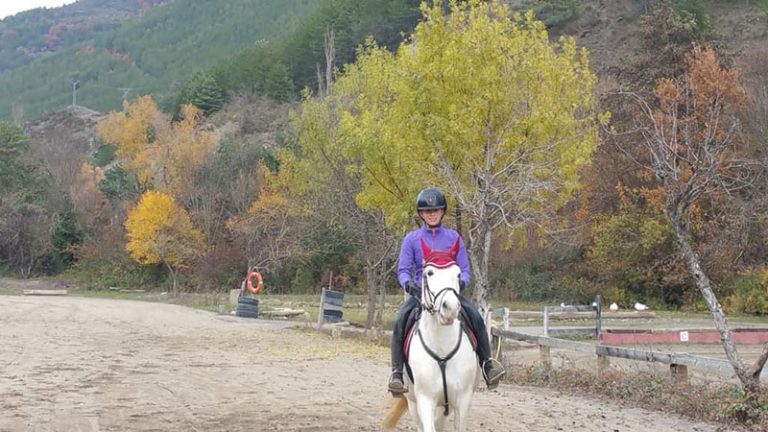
[416,187,447,212]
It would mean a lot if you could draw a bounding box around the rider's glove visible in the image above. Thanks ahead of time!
[459,279,467,292]
[405,281,421,298]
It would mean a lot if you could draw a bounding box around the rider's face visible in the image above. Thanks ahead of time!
[419,208,445,227]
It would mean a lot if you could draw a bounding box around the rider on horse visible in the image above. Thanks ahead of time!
[388,187,506,395]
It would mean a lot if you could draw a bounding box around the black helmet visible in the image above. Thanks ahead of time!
[416,187,447,212]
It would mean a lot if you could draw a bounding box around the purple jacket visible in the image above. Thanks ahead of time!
[397,224,471,290]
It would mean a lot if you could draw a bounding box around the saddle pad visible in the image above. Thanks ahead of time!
[402,304,421,362]
[459,308,479,352]
[461,321,479,352]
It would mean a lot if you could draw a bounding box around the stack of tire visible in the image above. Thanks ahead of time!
[236,294,259,318]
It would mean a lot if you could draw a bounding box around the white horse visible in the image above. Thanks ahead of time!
[384,239,479,432]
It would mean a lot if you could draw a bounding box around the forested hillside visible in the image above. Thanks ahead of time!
[0,0,167,74]
[0,0,321,119]
[2,0,768,327]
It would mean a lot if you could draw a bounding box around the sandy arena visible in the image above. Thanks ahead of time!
[0,294,722,431]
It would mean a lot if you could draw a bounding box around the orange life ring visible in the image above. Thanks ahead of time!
[246,271,263,293]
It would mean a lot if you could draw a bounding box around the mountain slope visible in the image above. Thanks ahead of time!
[0,0,167,73]
[0,0,320,119]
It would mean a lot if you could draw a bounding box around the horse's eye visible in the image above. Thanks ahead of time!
[426,270,434,277]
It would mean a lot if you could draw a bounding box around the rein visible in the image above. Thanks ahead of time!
[416,325,463,416]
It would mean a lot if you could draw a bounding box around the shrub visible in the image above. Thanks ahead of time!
[508,362,768,427]
[724,268,768,315]
[513,0,578,28]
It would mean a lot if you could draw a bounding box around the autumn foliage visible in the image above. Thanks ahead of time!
[97,96,166,187]
[124,190,203,291]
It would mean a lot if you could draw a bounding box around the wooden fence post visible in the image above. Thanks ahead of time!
[597,354,610,376]
[670,363,689,387]
[543,306,549,337]
[490,307,509,362]
[594,294,602,339]
[539,344,551,369]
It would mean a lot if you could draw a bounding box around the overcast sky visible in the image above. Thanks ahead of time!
[0,0,78,20]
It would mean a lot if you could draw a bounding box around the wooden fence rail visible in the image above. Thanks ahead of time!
[491,328,768,385]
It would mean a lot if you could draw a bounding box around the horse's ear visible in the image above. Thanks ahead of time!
[449,238,460,259]
[420,238,433,261]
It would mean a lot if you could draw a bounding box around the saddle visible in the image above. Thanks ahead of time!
[402,304,479,383]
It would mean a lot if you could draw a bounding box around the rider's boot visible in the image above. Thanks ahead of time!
[482,358,506,390]
[388,368,406,394]
[456,295,507,389]
[389,296,418,395]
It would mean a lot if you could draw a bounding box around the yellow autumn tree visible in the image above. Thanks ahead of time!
[97,99,215,202]
[292,0,604,314]
[154,104,216,201]
[124,190,204,293]
[96,95,168,187]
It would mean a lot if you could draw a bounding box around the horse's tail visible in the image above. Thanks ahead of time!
[382,396,408,429]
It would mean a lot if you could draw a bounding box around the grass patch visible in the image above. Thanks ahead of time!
[761,0,768,15]
[508,362,768,429]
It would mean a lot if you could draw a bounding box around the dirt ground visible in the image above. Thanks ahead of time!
[0,290,728,432]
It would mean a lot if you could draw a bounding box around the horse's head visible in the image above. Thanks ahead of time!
[420,238,462,325]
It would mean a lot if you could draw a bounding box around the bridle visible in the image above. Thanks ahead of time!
[420,247,461,315]
[421,275,460,315]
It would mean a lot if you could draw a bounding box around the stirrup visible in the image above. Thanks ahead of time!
[388,371,407,395]
[482,358,506,390]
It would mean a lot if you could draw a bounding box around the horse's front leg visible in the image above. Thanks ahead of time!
[415,394,437,432]
[405,396,425,432]
[452,391,473,432]
[434,409,447,431]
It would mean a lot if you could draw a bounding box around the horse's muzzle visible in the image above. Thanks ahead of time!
[438,314,457,325]
[438,301,460,325]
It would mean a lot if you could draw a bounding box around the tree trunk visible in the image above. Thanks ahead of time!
[467,221,492,319]
[454,203,463,238]
[20,248,34,279]
[376,281,386,329]
[667,204,765,396]
[365,263,377,329]
[165,261,178,295]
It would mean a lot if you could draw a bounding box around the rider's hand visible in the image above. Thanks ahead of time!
[405,281,421,298]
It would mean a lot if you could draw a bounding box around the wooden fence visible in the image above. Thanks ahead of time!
[491,328,768,385]
[542,303,600,338]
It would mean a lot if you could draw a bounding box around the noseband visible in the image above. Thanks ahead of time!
[421,281,459,315]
